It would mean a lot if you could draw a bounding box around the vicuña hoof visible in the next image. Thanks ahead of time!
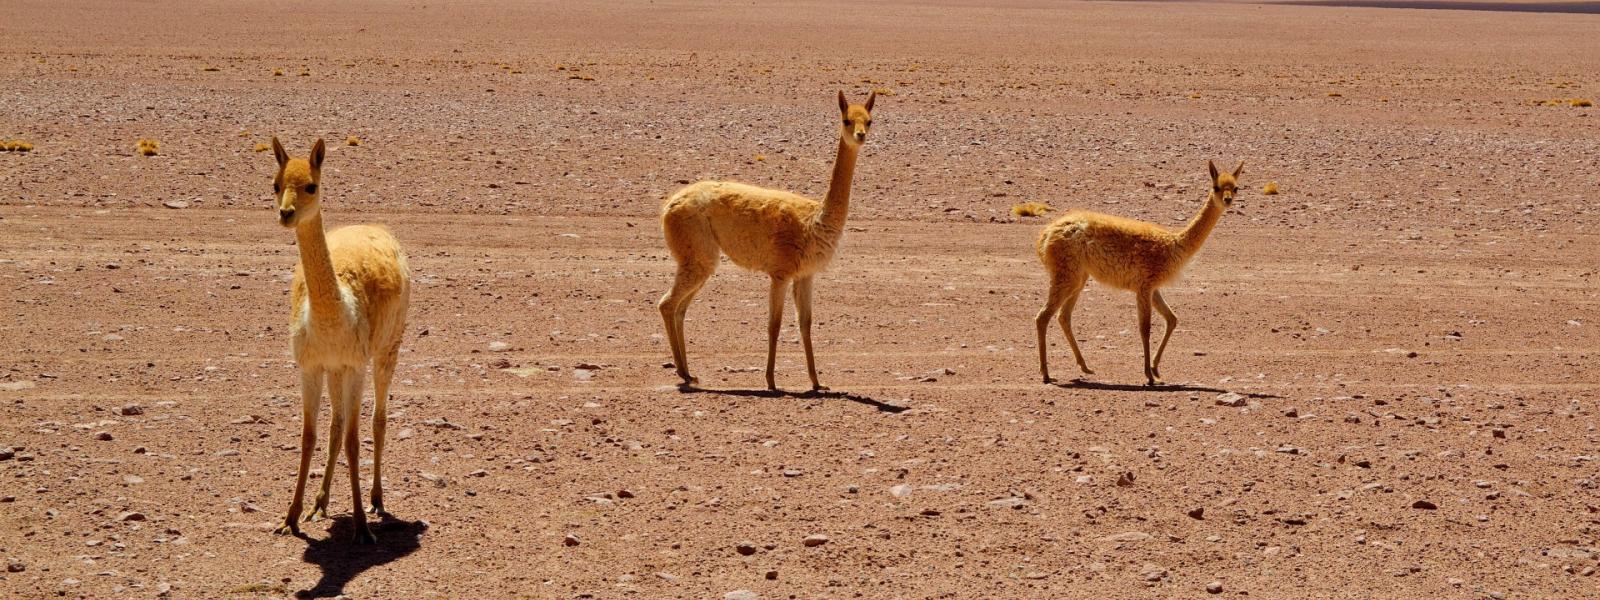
[367,502,386,516]
[273,521,300,536]
[352,529,377,545]
[303,505,329,522]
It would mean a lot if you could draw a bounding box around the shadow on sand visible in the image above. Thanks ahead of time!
[294,514,427,599]
[680,385,909,414]
[1052,378,1283,399]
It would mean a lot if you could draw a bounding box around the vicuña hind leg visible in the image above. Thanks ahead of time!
[659,258,714,388]
[1151,290,1178,381]
[1057,274,1092,376]
[765,277,791,391]
[1137,289,1160,386]
[369,342,399,515]
[276,369,322,535]
[793,276,826,392]
[1035,274,1071,383]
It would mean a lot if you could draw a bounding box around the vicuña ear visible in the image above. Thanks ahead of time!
[1208,159,1219,182]
[1233,161,1245,178]
[309,139,326,171]
[271,136,289,167]
[864,90,876,112]
[838,90,849,115]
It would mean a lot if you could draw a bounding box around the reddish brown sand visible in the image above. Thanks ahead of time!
[3,1,1599,598]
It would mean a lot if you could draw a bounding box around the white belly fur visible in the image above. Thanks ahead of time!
[290,285,372,369]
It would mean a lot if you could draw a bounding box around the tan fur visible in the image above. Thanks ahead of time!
[1035,160,1243,386]
[658,91,876,392]
[269,137,410,545]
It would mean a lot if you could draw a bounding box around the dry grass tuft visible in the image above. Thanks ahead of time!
[346,135,361,147]
[252,142,270,153]
[1011,202,1054,217]
[1572,98,1594,108]
[1263,182,1280,195]
[1326,92,1342,97]
[872,87,895,97]
[272,68,284,77]
[136,139,160,156]
[754,154,766,162]
[568,74,595,81]
[202,65,220,72]
[227,582,288,594]
[2,140,36,152]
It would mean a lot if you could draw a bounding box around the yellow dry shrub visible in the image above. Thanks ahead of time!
[1012,202,1054,217]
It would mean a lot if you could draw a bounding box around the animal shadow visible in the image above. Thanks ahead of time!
[295,514,427,599]
[1054,378,1283,399]
[681,385,908,414]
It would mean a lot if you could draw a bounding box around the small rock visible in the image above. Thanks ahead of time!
[123,475,144,485]
[1187,507,1205,520]
[1283,407,1298,418]
[617,489,634,499]
[1098,531,1152,543]
[986,497,1027,509]
[162,200,189,209]
[119,404,144,416]
[0,448,12,461]
[1411,500,1438,510]
[563,533,580,546]
[801,534,829,547]
[1116,471,1136,487]
[764,570,778,580]
[1139,563,1168,582]
[655,572,679,582]
[888,484,912,498]
[7,559,24,572]
[467,469,487,478]
[735,541,757,556]
[725,591,758,600]
[94,431,113,441]
[1206,581,1223,594]
[488,341,510,352]
[1215,392,1247,407]
[118,511,147,522]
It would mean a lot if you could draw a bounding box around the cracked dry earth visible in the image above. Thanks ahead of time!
[2,0,1599,598]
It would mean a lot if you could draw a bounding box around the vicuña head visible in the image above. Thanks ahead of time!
[271,137,325,228]
[839,90,876,145]
[1209,159,1243,208]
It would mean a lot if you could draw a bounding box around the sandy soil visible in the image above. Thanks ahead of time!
[2,1,1598,598]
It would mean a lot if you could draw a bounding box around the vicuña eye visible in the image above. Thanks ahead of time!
[304,184,318,195]
[273,182,282,194]
[843,119,851,126]
[866,120,873,126]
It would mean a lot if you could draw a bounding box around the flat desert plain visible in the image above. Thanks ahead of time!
[2,0,1598,598]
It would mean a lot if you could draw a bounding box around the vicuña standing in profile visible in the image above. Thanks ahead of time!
[268,137,411,544]
[1035,160,1244,386]
[658,91,877,393]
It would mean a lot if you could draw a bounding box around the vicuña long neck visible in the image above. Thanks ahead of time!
[1175,194,1225,258]
[294,213,344,323]
[814,138,859,235]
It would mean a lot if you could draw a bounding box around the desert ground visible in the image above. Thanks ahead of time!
[3,0,1599,598]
